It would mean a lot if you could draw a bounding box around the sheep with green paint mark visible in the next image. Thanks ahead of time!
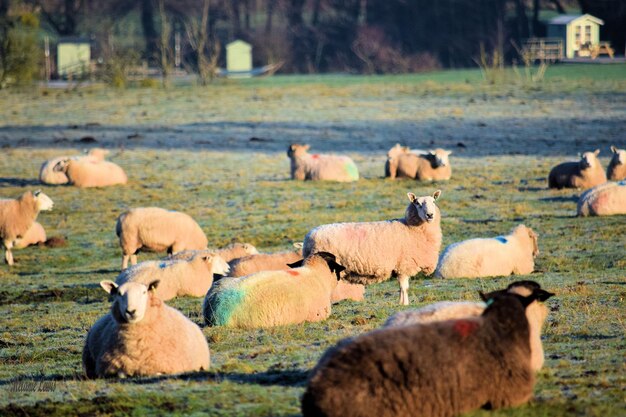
[202,252,345,328]
[287,144,359,182]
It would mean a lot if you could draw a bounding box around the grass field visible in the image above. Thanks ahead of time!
[0,64,625,416]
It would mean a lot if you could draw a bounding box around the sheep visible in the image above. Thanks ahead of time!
[39,148,110,185]
[0,191,54,265]
[301,286,555,417]
[384,143,411,178]
[116,207,209,270]
[384,280,554,372]
[435,224,539,279]
[548,149,607,190]
[53,158,127,188]
[303,190,442,305]
[115,253,230,301]
[577,181,626,217]
[83,280,210,378]
[203,252,346,328]
[168,242,259,263]
[287,143,359,182]
[387,148,452,181]
[607,145,626,181]
[13,221,46,249]
[228,249,365,303]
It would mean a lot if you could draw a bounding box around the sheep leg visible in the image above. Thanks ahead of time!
[3,240,14,266]
[130,254,138,265]
[121,254,129,270]
[397,275,410,305]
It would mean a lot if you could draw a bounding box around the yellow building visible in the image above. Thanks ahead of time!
[547,14,604,59]
[57,38,91,78]
[226,40,252,78]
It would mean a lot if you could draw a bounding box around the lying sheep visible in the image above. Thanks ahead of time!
[39,148,109,185]
[53,158,127,188]
[607,145,626,181]
[203,252,345,328]
[435,224,539,279]
[548,149,607,190]
[384,280,554,372]
[303,190,442,305]
[0,191,54,265]
[301,287,554,417]
[577,181,626,217]
[13,221,46,249]
[116,207,209,270]
[387,148,452,181]
[384,143,411,178]
[115,253,230,301]
[83,280,210,378]
[169,242,259,263]
[287,144,359,182]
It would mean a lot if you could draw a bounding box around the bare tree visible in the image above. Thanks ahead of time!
[185,0,221,84]
[157,0,172,87]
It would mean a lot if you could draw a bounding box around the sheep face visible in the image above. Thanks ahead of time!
[33,191,54,211]
[52,159,71,173]
[611,146,625,165]
[407,190,441,223]
[287,144,310,158]
[242,243,259,255]
[512,225,539,257]
[579,149,600,169]
[204,254,230,275]
[100,280,159,324]
[429,149,452,167]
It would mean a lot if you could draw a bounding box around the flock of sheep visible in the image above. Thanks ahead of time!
[1,142,625,417]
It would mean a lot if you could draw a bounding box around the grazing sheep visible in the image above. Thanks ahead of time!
[607,145,626,181]
[169,242,259,263]
[115,253,230,301]
[384,280,554,372]
[53,158,127,188]
[203,252,346,328]
[301,287,554,417]
[13,221,46,249]
[303,190,442,305]
[577,181,626,217]
[435,224,539,279]
[39,148,109,185]
[387,148,452,181]
[83,280,210,378]
[0,191,54,265]
[287,144,359,182]
[548,149,607,189]
[116,207,208,270]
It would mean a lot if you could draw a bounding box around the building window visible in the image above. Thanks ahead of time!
[575,25,581,47]
[585,25,592,43]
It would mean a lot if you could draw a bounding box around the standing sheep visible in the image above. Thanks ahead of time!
[170,242,259,263]
[301,287,554,417]
[303,190,442,305]
[116,207,209,270]
[435,224,539,279]
[384,280,554,372]
[387,148,452,181]
[287,144,359,182]
[0,191,54,265]
[115,253,230,301]
[83,280,210,378]
[548,149,607,190]
[607,145,626,181]
[577,181,626,217]
[39,148,109,185]
[203,252,345,328]
[53,158,127,188]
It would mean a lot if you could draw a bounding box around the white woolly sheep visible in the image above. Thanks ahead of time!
[203,252,346,328]
[115,253,230,301]
[384,143,411,178]
[303,190,442,305]
[577,181,626,217]
[435,224,539,279]
[384,280,554,372]
[39,148,109,185]
[387,148,452,181]
[607,145,626,181]
[83,280,210,378]
[287,143,359,182]
[13,221,47,249]
[548,149,607,190]
[53,158,127,188]
[301,287,554,417]
[169,242,259,264]
[116,207,209,270]
[0,191,54,265]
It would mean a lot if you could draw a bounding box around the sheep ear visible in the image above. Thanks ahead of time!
[328,261,346,280]
[594,149,600,156]
[433,190,442,200]
[304,144,311,151]
[428,150,436,155]
[611,145,617,153]
[535,289,555,302]
[289,144,296,151]
[100,280,118,295]
[148,280,160,291]
[201,254,214,262]
[478,291,488,302]
[292,242,303,249]
[446,150,452,155]
[407,192,418,203]
[33,189,42,197]
[287,259,304,268]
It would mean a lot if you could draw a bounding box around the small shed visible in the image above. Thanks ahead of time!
[547,14,604,58]
[226,40,252,78]
[57,38,91,78]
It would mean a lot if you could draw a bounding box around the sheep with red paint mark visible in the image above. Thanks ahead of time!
[287,144,359,182]
[577,180,626,217]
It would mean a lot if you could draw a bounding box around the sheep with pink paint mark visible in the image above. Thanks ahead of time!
[287,144,359,182]
[577,180,626,217]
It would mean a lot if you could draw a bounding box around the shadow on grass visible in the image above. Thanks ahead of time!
[0,283,106,306]
[539,195,579,203]
[0,178,42,188]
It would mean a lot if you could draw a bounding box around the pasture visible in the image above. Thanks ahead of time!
[0,64,625,416]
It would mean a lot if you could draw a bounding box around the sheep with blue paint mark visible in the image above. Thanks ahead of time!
[202,252,345,328]
[115,252,230,301]
[287,144,359,182]
[435,224,538,279]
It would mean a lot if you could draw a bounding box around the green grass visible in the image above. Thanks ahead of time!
[0,66,625,416]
